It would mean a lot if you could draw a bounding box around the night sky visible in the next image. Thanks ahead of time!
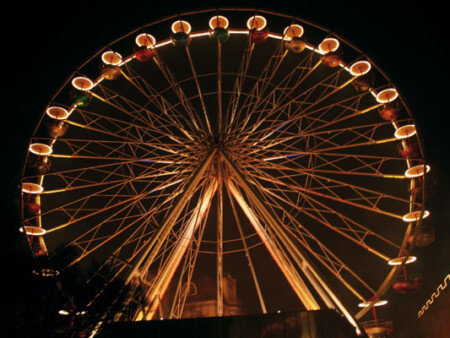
[2,1,449,337]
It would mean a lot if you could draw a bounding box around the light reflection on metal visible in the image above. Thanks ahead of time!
[358,299,388,308]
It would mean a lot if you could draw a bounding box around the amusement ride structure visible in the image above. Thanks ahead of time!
[19,8,434,337]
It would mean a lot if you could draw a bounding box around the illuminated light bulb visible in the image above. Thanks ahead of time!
[402,210,430,222]
[29,143,52,156]
[171,20,192,34]
[376,88,398,103]
[46,106,69,120]
[72,77,94,91]
[349,61,371,76]
[358,299,388,308]
[19,226,46,236]
[135,33,156,47]
[22,182,44,194]
[404,164,430,178]
[318,38,340,53]
[394,125,416,139]
[283,24,304,39]
[101,51,122,65]
[246,15,267,31]
[388,256,417,266]
[209,15,229,29]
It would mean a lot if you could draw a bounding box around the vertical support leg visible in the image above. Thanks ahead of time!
[216,167,224,317]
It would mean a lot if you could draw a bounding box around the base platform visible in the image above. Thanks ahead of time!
[98,309,362,338]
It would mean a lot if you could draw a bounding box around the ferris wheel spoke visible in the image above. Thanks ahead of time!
[41,172,190,233]
[253,187,376,299]
[66,176,192,268]
[120,63,202,139]
[67,101,192,146]
[230,41,288,136]
[46,137,199,162]
[234,63,354,142]
[41,166,192,195]
[300,101,385,136]
[225,161,362,327]
[232,52,320,140]
[237,161,404,221]
[225,182,267,313]
[233,115,400,155]
[223,39,254,137]
[255,181,400,259]
[237,46,288,131]
[140,179,217,320]
[69,107,160,143]
[225,178,321,310]
[270,56,322,109]
[237,148,408,180]
[32,154,193,189]
[66,200,152,267]
[89,82,195,142]
[239,160,406,251]
[217,40,224,139]
[152,55,209,138]
[259,100,374,145]
[184,47,213,137]
[237,86,374,146]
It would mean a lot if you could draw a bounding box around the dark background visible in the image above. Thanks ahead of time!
[2,1,449,337]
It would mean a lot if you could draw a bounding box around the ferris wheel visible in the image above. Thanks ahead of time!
[20,8,433,336]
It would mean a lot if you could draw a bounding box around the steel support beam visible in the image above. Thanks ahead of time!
[222,151,362,333]
[138,179,218,320]
[125,149,216,284]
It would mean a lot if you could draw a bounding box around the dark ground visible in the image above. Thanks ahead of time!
[1,1,449,337]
